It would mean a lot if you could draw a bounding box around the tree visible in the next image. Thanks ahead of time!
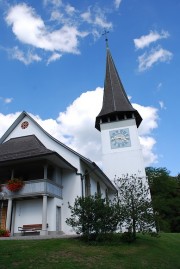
[114,174,156,239]
[146,167,180,232]
[66,194,119,241]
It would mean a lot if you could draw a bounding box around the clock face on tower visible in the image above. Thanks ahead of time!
[109,128,131,149]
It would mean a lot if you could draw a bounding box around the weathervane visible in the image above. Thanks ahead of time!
[102,29,109,48]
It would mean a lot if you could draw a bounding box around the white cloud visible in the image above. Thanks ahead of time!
[0,88,159,168]
[8,46,41,64]
[5,4,87,55]
[43,0,62,8]
[0,97,13,104]
[157,82,162,90]
[138,47,173,71]
[133,104,158,135]
[81,7,112,29]
[4,98,13,104]
[134,30,169,50]
[0,112,21,137]
[114,0,122,9]
[159,101,166,109]
[139,136,157,165]
[4,2,118,63]
[65,4,76,15]
[47,52,62,65]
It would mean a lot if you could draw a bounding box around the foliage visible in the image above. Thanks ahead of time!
[146,167,180,232]
[114,174,156,239]
[66,194,119,241]
[0,229,10,237]
[6,178,24,192]
[120,232,135,243]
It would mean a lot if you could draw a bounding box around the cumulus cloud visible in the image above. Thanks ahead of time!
[134,30,169,50]
[0,88,158,168]
[3,1,118,64]
[139,136,157,165]
[138,46,173,71]
[5,3,87,55]
[0,112,21,137]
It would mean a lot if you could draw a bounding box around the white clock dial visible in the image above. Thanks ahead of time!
[110,128,131,149]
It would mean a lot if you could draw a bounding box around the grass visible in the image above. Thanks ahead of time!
[0,233,179,269]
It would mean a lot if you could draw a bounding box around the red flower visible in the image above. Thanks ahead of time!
[6,178,24,192]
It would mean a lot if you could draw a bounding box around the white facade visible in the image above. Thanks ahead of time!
[0,112,116,236]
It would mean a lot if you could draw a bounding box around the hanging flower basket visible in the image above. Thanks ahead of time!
[6,178,24,192]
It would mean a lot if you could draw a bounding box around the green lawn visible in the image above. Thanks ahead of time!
[0,233,179,269]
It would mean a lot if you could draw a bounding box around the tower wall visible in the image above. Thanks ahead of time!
[100,119,146,181]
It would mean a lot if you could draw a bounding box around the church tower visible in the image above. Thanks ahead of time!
[95,42,146,181]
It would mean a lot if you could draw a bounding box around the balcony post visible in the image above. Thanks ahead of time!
[6,198,13,231]
[40,195,48,235]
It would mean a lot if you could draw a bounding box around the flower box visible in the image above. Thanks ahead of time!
[6,178,24,192]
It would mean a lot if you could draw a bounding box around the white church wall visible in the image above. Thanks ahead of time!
[61,170,82,234]
[47,197,63,232]
[13,199,42,234]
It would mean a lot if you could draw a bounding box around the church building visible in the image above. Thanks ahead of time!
[0,42,146,236]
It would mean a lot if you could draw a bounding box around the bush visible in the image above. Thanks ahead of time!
[121,232,135,243]
[66,194,120,241]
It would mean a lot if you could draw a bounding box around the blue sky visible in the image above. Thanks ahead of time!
[0,0,179,176]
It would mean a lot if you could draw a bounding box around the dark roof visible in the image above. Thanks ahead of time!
[0,135,55,162]
[95,48,142,130]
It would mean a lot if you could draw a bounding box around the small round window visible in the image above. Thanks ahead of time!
[21,121,29,129]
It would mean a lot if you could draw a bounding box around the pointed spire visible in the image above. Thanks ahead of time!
[95,46,142,131]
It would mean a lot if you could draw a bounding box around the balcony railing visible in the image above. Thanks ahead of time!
[1,179,62,199]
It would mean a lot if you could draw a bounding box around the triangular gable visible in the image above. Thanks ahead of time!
[0,111,117,192]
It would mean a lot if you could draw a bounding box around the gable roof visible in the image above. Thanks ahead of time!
[0,135,53,162]
[0,135,77,170]
[0,111,117,192]
[95,47,142,131]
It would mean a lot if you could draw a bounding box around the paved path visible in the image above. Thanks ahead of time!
[0,234,79,240]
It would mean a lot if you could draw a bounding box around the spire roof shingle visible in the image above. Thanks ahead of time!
[95,48,142,131]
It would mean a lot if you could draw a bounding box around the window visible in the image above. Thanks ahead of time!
[97,182,101,196]
[85,170,91,197]
[105,188,109,201]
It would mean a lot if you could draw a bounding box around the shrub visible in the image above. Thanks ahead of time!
[121,232,135,243]
[66,194,120,241]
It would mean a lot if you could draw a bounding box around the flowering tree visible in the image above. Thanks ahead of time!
[114,174,156,239]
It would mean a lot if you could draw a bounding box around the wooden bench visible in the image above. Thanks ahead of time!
[18,224,48,235]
